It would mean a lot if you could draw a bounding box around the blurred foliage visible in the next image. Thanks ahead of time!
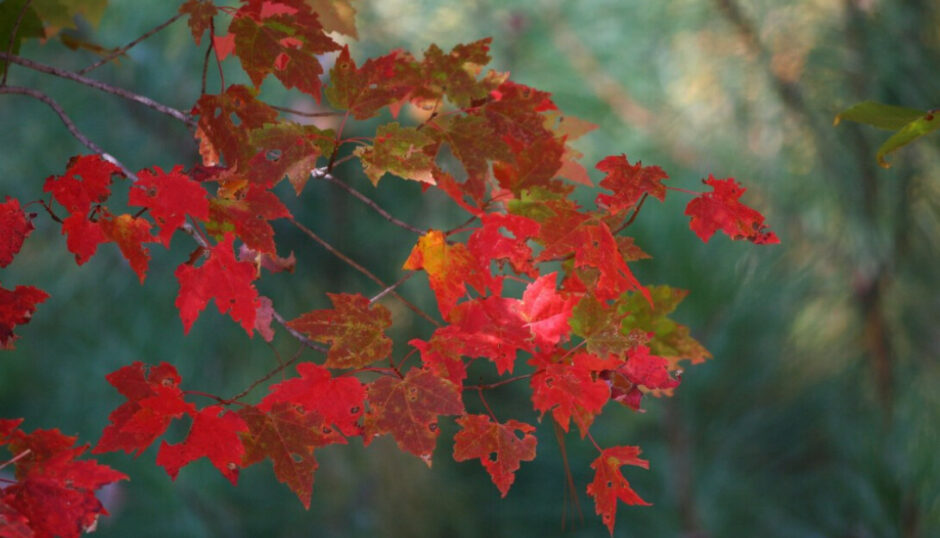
[1,0,939,536]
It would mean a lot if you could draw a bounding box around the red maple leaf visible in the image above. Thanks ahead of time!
[595,154,669,213]
[207,186,291,255]
[452,414,537,497]
[156,405,248,485]
[586,446,650,536]
[325,45,416,120]
[364,368,463,465]
[129,165,209,247]
[432,114,512,204]
[435,296,532,375]
[174,233,260,335]
[514,272,575,348]
[1,418,127,538]
[238,403,345,508]
[402,230,499,319]
[246,122,334,193]
[409,334,467,385]
[42,155,120,215]
[98,213,154,283]
[356,122,439,186]
[94,361,195,456]
[0,196,34,268]
[259,362,366,437]
[413,39,495,108]
[529,352,617,436]
[179,0,217,45]
[286,294,392,369]
[467,213,540,278]
[0,284,49,350]
[192,85,278,167]
[684,175,779,244]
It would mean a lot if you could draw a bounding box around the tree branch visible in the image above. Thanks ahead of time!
[77,11,185,75]
[0,0,32,86]
[0,52,196,127]
[310,167,425,235]
[0,85,138,180]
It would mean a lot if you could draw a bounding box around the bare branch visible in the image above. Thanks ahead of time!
[0,85,138,180]
[370,271,415,304]
[310,167,425,235]
[77,12,185,75]
[271,104,344,118]
[272,310,329,352]
[0,52,195,127]
[290,216,440,327]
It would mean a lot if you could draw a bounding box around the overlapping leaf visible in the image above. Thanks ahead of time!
[364,368,463,465]
[206,186,291,254]
[156,405,248,485]
[0,197,34,268]
[193,85,278,167]
[0,284,49,350]
[129,165,209,247]
[174,234,260,335]
[260,362,366,436]
[325,46,417,120]
[435,296,532,374]
[287,294,392,369]
[595,154,669,213]
[356,123,438,186]
[529,352,617,436]
[246,122,334,193]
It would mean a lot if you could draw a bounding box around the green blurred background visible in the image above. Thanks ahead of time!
[2,0,939,536]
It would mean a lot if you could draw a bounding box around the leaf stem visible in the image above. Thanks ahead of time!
[612,193,648,234]
[0,449,31,472]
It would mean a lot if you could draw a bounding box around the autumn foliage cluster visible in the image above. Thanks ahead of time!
[0,0,778,535]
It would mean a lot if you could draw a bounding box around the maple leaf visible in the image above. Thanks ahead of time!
[619,286,711,366]
[604,345,680,411]
[287,294,392,369]
[586,446,650,535]
[569,294,634,358]
[515,272,575,348]
[174,233,260,335]
[484,80,557,145]
[193,85,278,167]
[356,122,439,186]
[492,135,565,195]
[0,196,34,268]
[409,335,467,385]
[364,368,463,465]
[246,122,334,193]
[238,403,344,508]
[412,39,495,108]
[59,213,107,265]
[94,362,195,456]
[259,362,366,437]
[98,213,153,283]
[0,284,49,350]
[437,296,533,375]
[595,154,669,213]
[179,0,217,45]
[684,175,779,244]
[452,414,537,497]
[433,114,513,204]
[206,185,291,254]
[43,154,119,215]
[129,165,210,247]
[402,230,499,319]
[254,296,276,342]
[228,0,341,99]
[307,0,358,38]
[529,352,617,436]
[325,46,417,120]
[467,213,541,278]
[156,405,248,485]
[1,419,127,538]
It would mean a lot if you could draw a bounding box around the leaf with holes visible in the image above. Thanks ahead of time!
[356,122,438,186]
[129,165,209,247]
[259,362,366,437]
[0,284,49,350]
[685,176,778,244]
[587,446,650,536]
[453,414,537,497]
[287,294,392,369]
[156,405,248,485]
[595,154,669,213]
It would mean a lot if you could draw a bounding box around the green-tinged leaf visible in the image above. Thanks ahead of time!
[834,101,925,130]
[876,112,940,168]
[0,0,44,76]
[286,293,393,369]
[355,122,438,186]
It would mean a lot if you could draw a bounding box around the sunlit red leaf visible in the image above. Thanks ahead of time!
[0,197,34,268]
[437,296,532,375]
[595,154,669,213]
[453,414,536,497]
[259,362,366,437]
[684,176,779,244]
[402,230,499,319]
[0,284,49,350]
[129,165,209,247]
[409,334,467,385]
[529,352,616,436]
[156,405,248,485]
[174,233,260,335]
[364,368,463,465]
[515,272,575,348]
[467,213,540,278]
[587,446,650,535]
[94,361,195,456]
[42,154,120,215]
[287,293,392,369]
[98,213,153,283]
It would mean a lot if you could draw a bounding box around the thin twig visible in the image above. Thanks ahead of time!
[272,310,329,352]
[271,104,344,118]
[78,12,185,75]
[370,272,415,304]
[227,344,308,403]
[464,372,533,391]
[290,216,440,327]
[612,193,648,234]
[0,86,137,180]
[310,167,425,235]
[0,52,195,127]
[0,449,31,473]
[200,30,212,96]
[1,0,32,86]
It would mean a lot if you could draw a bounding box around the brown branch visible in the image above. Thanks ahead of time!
[0,449,31,473]
[0,0,32,86]
[227,344,309,403]
[290,216,440,327]
[612,193,649,234]
[311,168,425,235]
[77,11,184,75]
[0,52,195,127]
[271,104,344,117]
[370,271,415,304]
[272,310,328,352]
[0,85,138,179]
